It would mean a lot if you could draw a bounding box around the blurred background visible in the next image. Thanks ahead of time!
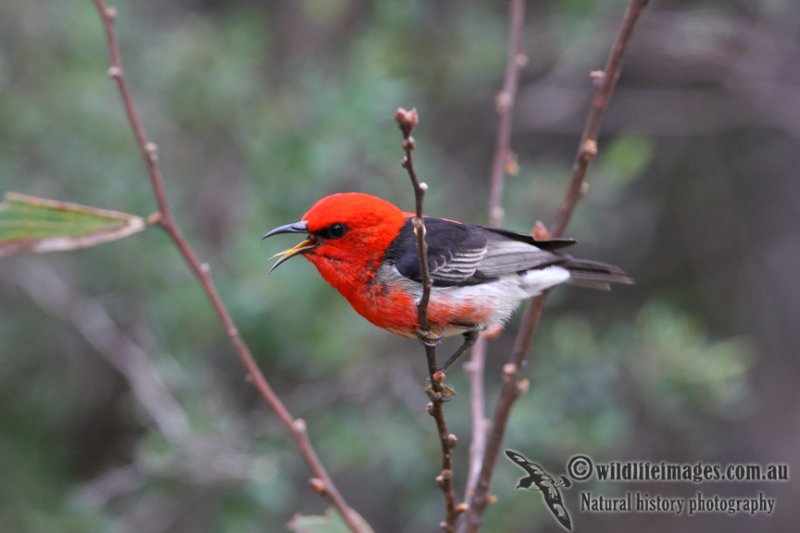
[1,0,798,531]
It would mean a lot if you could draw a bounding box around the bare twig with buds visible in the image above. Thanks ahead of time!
[465,0,527,506]
[92,2,365,531]
[464,1,649,530]
[396,108,462,531]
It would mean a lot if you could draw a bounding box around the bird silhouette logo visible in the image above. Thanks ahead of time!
[505,450,573,531]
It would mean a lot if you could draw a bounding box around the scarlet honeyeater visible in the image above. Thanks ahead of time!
[262,192,632,370]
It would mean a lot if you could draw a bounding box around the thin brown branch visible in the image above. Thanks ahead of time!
[464,334,489,505]
[92,2,364,531]
[464,1,649,530]
[486,0,527,229]
[463,297,545,532]
[551,0,649,237]
[395,109,433,336]
[465,0,526,506]
[395,108,460,531]
[428,400,460,532]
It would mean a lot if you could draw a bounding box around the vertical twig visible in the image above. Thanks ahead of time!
[395,108,461,532]
[486,0,527,229]
[395,109,434,348]
[464,1,649,530]
[551,0,650,237]
[92,3,365,531]
[464,0,526,505]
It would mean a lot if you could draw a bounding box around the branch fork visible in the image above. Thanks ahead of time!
[464,1,649,530]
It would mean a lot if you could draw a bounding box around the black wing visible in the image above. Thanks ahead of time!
[384,218,575,287]
[505,450,546,482]
[505,450,573,531]
[542,486,573,531]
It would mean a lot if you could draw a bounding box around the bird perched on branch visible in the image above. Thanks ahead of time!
[262,192,632,371]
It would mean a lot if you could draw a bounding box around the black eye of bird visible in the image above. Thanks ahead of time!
[318,223,348,240]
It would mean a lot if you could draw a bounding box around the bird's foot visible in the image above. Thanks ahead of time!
[416,326,444,347]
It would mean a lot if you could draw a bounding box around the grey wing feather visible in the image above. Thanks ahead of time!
[475,237,563,278]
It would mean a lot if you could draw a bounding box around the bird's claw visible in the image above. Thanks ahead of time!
[416,326,444,347]
[425,378,456,402]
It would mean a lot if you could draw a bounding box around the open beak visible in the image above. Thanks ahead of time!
[261,221,318,273]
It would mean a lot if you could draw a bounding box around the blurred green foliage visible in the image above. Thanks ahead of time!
[1,0,792,532]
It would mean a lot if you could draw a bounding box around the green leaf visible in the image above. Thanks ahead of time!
[287,508,374,533]
[0,192,147,256]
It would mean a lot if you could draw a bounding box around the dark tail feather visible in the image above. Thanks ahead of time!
[562,258,634,291]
